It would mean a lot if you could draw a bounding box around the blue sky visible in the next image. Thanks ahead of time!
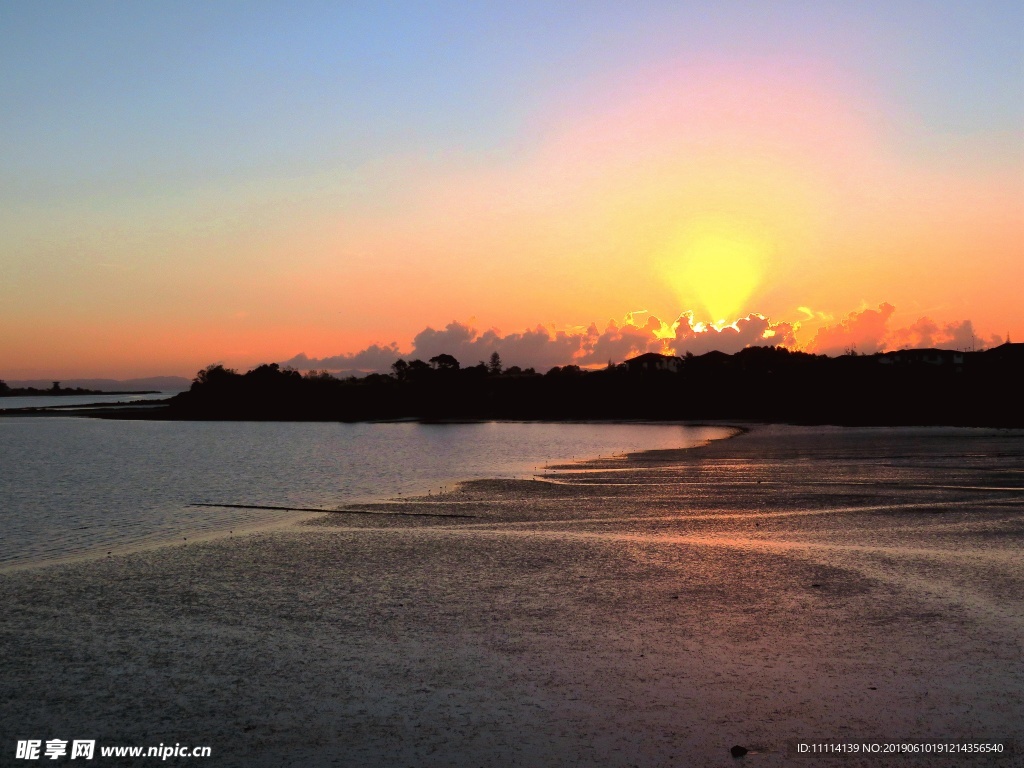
[2,0,1020,202]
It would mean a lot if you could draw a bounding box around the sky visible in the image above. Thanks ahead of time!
[1,1,1021,378]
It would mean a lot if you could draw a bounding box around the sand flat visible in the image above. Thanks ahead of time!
[1,425,1022,766]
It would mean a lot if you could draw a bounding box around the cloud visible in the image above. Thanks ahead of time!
[283,342,402,373]
[672,312,796,356]
[411,322,586,371]
[407,322,479,362]
[887,316,940,349]
[889,318,1003,351]
[284,310,798,373]
[810,305,1000,355]
[808,303,896,356]
[797,305,833,323]
[283,322,591,373]
[579,316,668,365]
[283,303,999,374]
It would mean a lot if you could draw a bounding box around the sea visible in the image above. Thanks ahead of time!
[0,392,173,411]
[0,414,729,570]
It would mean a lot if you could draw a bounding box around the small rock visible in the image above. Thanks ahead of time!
[731,745,748,758]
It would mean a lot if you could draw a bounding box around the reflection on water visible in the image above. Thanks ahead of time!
[349,423,1022,643]
[0,418,727,569]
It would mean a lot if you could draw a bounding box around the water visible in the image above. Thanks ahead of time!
[1,423,1021,762]
[0,417,729,569]
[0,392,172,411]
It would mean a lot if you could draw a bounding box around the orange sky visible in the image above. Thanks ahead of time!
[1,7,1021,378]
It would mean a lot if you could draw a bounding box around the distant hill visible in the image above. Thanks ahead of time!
[4,376,191,392]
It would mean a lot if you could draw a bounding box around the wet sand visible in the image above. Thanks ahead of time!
[2,424,1022,766]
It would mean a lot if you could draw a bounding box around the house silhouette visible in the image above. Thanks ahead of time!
[624,352,684,373]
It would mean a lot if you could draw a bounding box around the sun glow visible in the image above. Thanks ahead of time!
[658,222,769,322]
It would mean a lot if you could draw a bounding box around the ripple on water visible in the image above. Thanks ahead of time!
[0,418,730,569]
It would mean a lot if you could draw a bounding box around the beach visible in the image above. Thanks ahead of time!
[1,424,1022,766]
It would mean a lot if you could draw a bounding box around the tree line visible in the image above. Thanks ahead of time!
[157,344,1023,427]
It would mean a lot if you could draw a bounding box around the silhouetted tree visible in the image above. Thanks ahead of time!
[429,353,460,370]
[303,369,334,381]
[161,344,1023,427]
[407,359,432,382]
[247,363,282,378]
[391,359,409,381]
[194,364,238,387]
[487,351,503,375]
[0,380,9,395]
[545,364,582,376]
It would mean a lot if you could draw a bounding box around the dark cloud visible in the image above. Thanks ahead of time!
[282,342,402,373]
[408,322,478,361]
[408,322,585,370]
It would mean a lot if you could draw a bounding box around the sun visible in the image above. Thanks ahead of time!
[657,221,769,322]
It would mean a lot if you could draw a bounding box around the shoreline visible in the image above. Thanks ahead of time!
[0,420,735,574]
[8,394,1022,429]
[2,424,1022,766]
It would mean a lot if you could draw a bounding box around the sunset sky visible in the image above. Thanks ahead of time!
[1,2,1022,378]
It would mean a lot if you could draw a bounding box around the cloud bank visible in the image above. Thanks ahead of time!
[807,304,1003,356]
[285,305,999,374]
[283,303,1002,375]
[284,311,797,373]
